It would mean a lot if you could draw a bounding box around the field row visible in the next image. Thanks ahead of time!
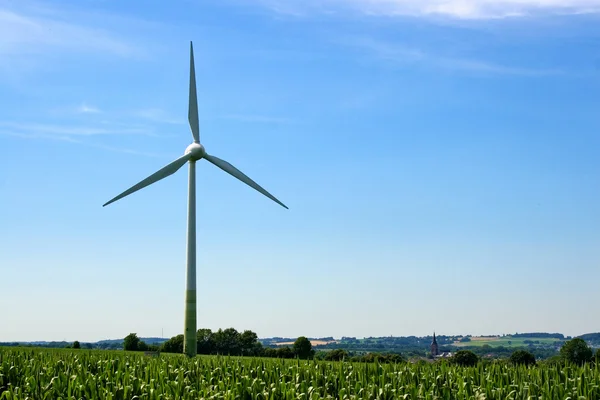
[1,348,599,399]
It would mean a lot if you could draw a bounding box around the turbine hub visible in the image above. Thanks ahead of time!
[185,142,205,160]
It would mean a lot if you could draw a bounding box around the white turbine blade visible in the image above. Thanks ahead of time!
[188,41,200,143]
[204,154,288,209]
[103,153,192,207]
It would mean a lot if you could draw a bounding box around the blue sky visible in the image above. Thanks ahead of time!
[1,0,599,342]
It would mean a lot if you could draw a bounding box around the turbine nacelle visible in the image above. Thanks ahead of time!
[185,142,206,160]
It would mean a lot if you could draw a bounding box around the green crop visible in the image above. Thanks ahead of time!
[1,347,599,399]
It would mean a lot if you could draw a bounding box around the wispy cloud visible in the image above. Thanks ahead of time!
[0,1,157,77]
[218,114,295,123]
[77,103,102,114]
[68,140,168,159]
[0,8,136,59]
[0,122,157,138]
[0,122,166,158]
[253,0,600,19]
[134,108,185,125]
[341,36,563,75]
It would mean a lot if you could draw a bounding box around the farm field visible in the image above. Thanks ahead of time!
[454,336,562,348]
[2,347,600,399]
[275,340,336,347]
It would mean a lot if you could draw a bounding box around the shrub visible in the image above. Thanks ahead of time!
[509,350,536,366]
[324,349,348,361]
[450,350,478,367]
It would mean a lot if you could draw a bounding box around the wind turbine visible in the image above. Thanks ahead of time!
[103,41,288,358]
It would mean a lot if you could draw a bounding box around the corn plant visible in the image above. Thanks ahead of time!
[1,347,599,399]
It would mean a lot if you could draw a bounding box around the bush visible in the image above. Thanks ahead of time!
[350,352,405,364]
[276,346,295,359]
[324,349,349,361]
[541,355,564,367]
[450,350,479,367]
[509,350,536,366]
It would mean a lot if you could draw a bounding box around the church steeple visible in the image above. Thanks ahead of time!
[430,331,439,356]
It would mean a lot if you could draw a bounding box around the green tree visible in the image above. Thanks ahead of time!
[138,341,149,351]
[560,338,593,365]
[124,333,141,351]
[293,336,314,359]
[72,341,80,349]
[214,328,242,355]
[509,350,536,366]
[595,349,600,363]
[276,346,295,359]
[161,335,184,353]
[240,330,259,356]
[197,329,215,355]
[450,350,479,367]
[147,344,159,352]
[384,353,405,364]
[263,347,278,358]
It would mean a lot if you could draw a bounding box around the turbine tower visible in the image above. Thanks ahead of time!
[103,41,288,358]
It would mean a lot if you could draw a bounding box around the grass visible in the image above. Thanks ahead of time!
[2,346,600,399]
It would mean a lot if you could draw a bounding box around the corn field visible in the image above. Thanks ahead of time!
[1,348,599,399]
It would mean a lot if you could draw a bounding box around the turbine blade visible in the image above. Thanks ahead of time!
[204,154,288,209]
[188,41,200,143]
[103,153,192,207]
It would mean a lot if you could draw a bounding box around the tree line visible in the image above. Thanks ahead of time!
[124,330,409,364]
[445,338,600,367]
[511,332,566,339]
[124,329,316,359]
[315,349,405,363]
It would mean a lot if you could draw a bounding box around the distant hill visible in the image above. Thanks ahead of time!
[577,333,600,345]
[3,332,599,354]
[95,337,167,345]
[0,337,169,350]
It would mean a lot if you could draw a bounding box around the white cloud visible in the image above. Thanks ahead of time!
[255,0,600,19]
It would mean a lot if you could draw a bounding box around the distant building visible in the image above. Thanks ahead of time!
[431,332,439,356]
[431,332,453,359]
